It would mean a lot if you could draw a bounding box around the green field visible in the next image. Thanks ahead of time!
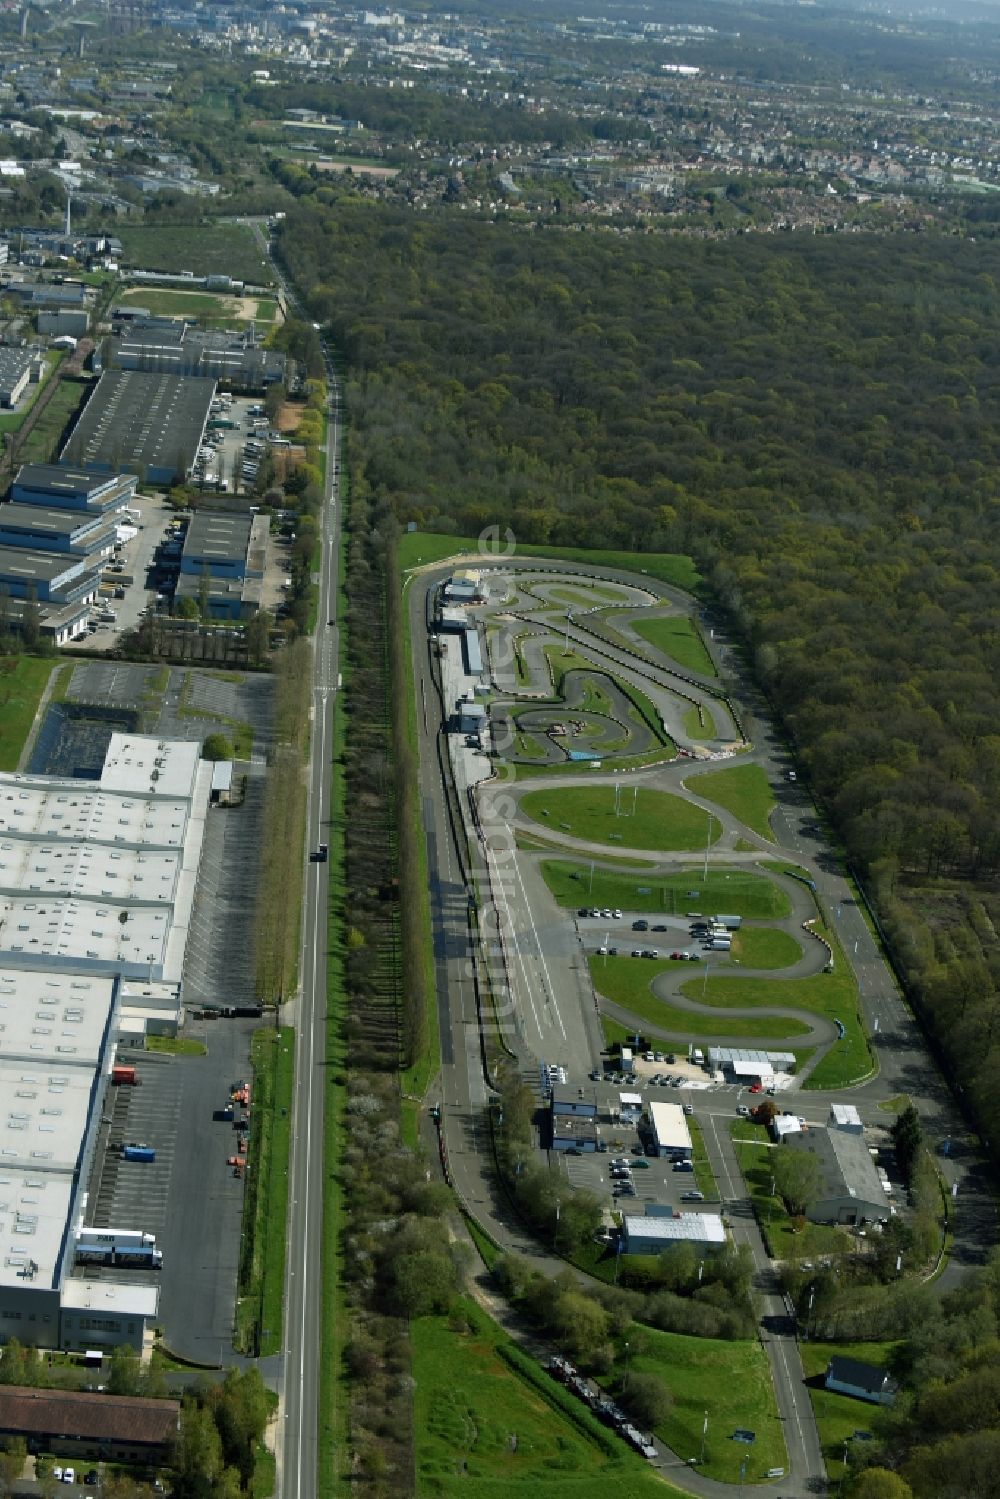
[118,223,273,285]
[521,786,720,852]
[612,1325,787,1484]
[731,1123,856,1261]
[117,287,240,321]
[732,927,803,969]
[589,955,812,1040]
[683,703,716,740]
[397,531,701,591]
[685,763,777,842]
[548,582,631,607]
[540,860,791,918]
[16,376,90,468]
[412,1299,683,1498]
[631,614,717,676]
[0,657,54,770]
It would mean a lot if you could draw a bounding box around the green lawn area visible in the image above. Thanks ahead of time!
[235,1026,295,1357]
[608,1326,787,1484]
[396,531,701,591]
[412,1298,683,1498]
[0,657,54,770]
[540,861,791,918]
[730,1123,855,1262]
[521,786,720,852]
[679,938,872,1088]
[118,223,273,284]
[117,287,238,321]
[731,927,803,970]
[631,614,717,676]
[685,763,777,842]
[146,1036,206,1055]
[548,582,631,607]
[687,1116,719,1200]
[682,703,716,740]
[799,1340,899,1469]
[590,956,812,1040]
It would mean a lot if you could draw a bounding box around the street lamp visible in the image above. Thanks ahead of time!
[623,1340,631,1392]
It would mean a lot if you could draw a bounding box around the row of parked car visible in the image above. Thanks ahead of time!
[547,1356,658,1461]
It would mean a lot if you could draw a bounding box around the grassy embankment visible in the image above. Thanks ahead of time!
[0,657,58,770]
[631,614,717,676]
[397,530,701,593]
[684,762,777,843]
[520,785,720,852]
[235,1026,295,1356]
[413,1295,688,1498]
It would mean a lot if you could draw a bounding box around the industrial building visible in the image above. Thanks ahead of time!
[0,505,116,563]
[707,1047,798,1083]
[105,318,287,392]
[0,734,211,1352]
[785,1127,890,1228]
[622,1212,726,1255]
[37,309,90,339]
[171,510,270,620]
[0,348,36,407]
[61,371,216,486]
[12,463,137,518]
[550,1086,598,1152]
[829,1103,863,1134]
[444,568,487,605]
[0,1385,180,1464]
[463,626,483,677]
[0,545,100,604]
[647,1100,692,1159]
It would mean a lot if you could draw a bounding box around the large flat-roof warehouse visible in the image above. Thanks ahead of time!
[0,734,212,1354]
[61,371,216,486]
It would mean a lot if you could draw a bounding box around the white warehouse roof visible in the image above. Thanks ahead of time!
[649,1100,692,1154]
[623,1213,726,1246]
[830,1103,862,1130]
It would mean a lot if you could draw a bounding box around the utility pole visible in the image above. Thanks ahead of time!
[703,815,711,882]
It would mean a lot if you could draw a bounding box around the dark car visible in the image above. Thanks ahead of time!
[632,919,649,932]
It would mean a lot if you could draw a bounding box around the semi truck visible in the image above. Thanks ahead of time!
[75,1228,161,1269]
[111,1065,138,1085]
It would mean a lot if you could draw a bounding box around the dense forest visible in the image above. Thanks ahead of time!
[281,197,1000,1267]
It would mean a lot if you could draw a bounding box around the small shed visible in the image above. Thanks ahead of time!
[210,760,234,805]
[829,1103,863,1135]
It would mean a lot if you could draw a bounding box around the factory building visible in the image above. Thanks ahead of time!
[12,463,137,518]
[62,371,216,486]
[105,319,287,392]
[172,510,269,621]
[37,309,90,339]
[0,735,210,1352]
[0,546,100,604]
[0,349,37,407]
[0,505,116,563]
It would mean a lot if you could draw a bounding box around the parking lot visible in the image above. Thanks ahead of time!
[79,1016,258,1362]
[63,490,176,651]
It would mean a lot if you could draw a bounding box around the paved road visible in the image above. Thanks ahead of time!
[263,236,343,1499]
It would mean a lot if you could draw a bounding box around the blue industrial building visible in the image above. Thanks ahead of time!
[12,463,137,517]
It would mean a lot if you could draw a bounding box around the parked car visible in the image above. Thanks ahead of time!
[736,1105,750,1117]
[681,1190,705,1202]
